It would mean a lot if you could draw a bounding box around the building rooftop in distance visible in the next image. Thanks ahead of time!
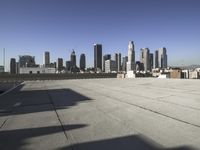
[0,78,200,150]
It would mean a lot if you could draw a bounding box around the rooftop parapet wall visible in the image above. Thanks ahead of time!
[0,73,117,81]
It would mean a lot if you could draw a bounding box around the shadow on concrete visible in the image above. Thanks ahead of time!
[58,134,197,150]
[0,88,92,117]
[0,83,25,113]
[0,124,87,150]
[0,90,4,94]
[47,88,92,109]
[0,85,198,150]
[0,81,23,93]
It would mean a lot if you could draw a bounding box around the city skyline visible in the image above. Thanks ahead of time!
[6,42,167,70]
[0,0,200,71]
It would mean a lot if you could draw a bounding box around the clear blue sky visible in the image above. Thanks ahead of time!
[0,0,200,71]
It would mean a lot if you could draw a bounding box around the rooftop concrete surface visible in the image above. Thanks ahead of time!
[0,78,200,150]
[0,81,22,94]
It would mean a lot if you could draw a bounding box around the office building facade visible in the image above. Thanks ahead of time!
[71,50,76,68]
[19,55,36,67]
[103,54,111,72]
[66,61,71,71]
[43,51,50,67]
[10,58,16,74]
[122,56,128,72]
[114,53,121,72]
[154,50,159,69]
[94,44,102,72]
[57,58,63,71]
[118,53,121,72]
[158,47,167,69]
[80,53,86,71]
[126,41,135,71]
[105,60,116,73]
[114,53,118,72]
[140,48,150,72]
[149,53,154,71]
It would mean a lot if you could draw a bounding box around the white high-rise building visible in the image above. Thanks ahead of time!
[43,51,50,67]
[126,41,135,78]
[126,41,135,71]
[105,60,116,73]
[158,47,167,69]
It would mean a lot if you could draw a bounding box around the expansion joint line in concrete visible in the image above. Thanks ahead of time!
[46,89,74,150]
[105,93,200,129]
[110,87,200,112]
[74,84,200,129]
[0,118,8,129]
[124,101,200,128]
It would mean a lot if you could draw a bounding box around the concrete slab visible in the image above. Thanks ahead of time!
[0,115,9,128]
[0,105,72,150]
[0,78,200,150]
[52,78,200,149]
[0,84,23,113]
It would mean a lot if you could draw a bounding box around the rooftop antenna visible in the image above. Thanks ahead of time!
[3,48,5,72]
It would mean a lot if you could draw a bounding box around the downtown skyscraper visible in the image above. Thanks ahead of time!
[154,50,159,69]
[114,53,121,72]
[70,50,76,68]
[57,58,63,71]
[149,53,154,71]
[140,48,150,72]
[122,56,128,72]
[126,41,135,71]
[10,58,16,74]
[94,44,102,72]
[158,47,167,69]
[19,55,36,67]
[43,51,50,67]
[80,53,86,71]
[103,54,111,72]
[154,48,167,69]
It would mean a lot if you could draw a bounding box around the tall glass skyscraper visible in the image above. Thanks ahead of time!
[158,47,167,69]
[43,51,50,67]
[10,58,16,74]
[94,44,102,72]
[154,50,159,69]
[122,56,128,72]
[140,48,150,72]
[80,53,86,71]
[71,50,76,68]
